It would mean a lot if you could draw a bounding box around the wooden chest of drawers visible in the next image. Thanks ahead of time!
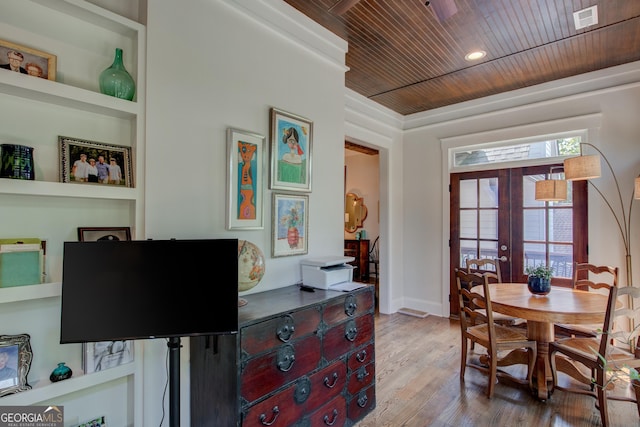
[190,285,376,426]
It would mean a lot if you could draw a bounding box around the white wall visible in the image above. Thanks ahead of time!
[143,0,348,425]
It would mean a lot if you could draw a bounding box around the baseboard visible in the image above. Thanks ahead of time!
[397,308,429,318]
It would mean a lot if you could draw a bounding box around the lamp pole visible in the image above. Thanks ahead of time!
[573,143,636,292]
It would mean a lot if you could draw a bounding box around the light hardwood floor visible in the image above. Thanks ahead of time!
[354,313,639,427]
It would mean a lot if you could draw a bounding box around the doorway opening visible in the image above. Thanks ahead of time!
[345,141,380,307]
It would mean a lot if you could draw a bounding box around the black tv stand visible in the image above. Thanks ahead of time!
[168,337,182,427]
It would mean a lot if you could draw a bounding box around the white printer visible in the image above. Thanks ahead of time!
[301,256,365,290]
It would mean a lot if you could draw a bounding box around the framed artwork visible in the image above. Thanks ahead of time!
[59,136,133,187]
[269,108,313,192]
[0,334,32,397]
[226,127,266,230]
[272,193,309,257]
[0,39,56,80]
[78,227,131,242]
[83,340,134,374]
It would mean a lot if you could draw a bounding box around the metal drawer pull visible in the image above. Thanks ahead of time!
[345,320,358,342]
[259,406,280,426]
[356,366,369,382]
[344,295,357,316]
[324,372,339,388]
[357,392,368,408]
[276,314,295,342]
[277,344,296,372]
[323,409,339,426]
[294,377,311,404]
[356,349,367,363]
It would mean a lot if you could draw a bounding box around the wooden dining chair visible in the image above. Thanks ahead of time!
[549,285,640,427]
[465,257,502,283]
[464,258,526,328]
[555,263,619,338]
[455,268,537,398]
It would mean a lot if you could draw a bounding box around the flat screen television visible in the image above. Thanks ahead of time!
[60,238,239,343]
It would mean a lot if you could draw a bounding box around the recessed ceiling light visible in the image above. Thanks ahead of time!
[465,50,486,61]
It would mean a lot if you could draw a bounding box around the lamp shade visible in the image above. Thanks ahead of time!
[564,154,601,181]
[635,175,640,200]
[535,179,567,201]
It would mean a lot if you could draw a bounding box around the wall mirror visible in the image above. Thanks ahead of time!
[345,192,367,233]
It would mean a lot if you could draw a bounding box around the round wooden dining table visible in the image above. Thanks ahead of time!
[470,282,610,400]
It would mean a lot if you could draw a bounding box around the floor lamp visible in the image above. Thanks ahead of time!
[536,143,639,337]
[563,143,639,294]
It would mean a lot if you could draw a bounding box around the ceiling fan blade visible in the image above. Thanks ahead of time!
[428,0,458,22]
[329,0,362,16]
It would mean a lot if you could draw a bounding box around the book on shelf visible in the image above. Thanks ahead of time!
[0,238,46,287]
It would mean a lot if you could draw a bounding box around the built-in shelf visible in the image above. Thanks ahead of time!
[0,282,61,304]
[0,362,135,406]
[0,1,146,423]
[0,71,140,118]
[0,179,139,200]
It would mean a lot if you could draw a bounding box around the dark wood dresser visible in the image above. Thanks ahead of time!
[190,285,376,426]
[344,239,370,281]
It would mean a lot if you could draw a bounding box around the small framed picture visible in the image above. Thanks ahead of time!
[269,108,313,192]
[78,227,131,242]
[272,192,309,257]
[226,127,266,230]
[0,334,33,397]
[59,136,133,187]
[0,39,56,80]
[75,416,107,427]
[83,340,134,374]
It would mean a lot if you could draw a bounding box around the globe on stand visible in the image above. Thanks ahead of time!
[238,240,266,307]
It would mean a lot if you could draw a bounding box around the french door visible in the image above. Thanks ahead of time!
[449,165,588,316]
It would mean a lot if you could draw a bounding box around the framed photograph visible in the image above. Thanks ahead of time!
[226,127,266,230]
[0,334,32,397]
[78,227,131,242]
[0,39,56,81]
[59,136,133,187]
[75,416,107,427]
[83,340,134,374]
[272,193,309,257]
[269,108,313,192]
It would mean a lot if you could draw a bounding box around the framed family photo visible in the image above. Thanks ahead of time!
[226,127,266,230]
[78,226,131,242]
[269,108,313,192]
[59,136,133,187]
[0,39,56,81]
[83,340,134,374]
[272,193,309,257]
[0,334,32,397]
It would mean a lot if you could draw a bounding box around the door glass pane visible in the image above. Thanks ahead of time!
[479,178,498,208]
[549,209,573,242]
[523,175,545,207]
[550,243,573,278]
[459,210,477,238]
[460,240,477,266]
[523,209,546,240]
[479,241,498,261]
[460,180,477,208]
[479,210,497,239]
[524,242,546,270]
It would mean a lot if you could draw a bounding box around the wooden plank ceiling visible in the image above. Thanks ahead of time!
[282,0,640,116]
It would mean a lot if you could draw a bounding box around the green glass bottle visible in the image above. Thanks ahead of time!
[99,48,135,101]
[50,362,72,382]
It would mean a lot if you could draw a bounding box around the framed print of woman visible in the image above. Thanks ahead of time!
[270,108,313,192]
